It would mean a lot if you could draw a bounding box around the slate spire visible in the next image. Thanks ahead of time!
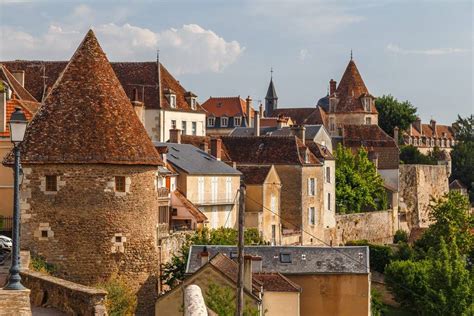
[265,69,278,117]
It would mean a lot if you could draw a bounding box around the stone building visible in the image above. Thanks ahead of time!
[3,30,163,315]
[401,117,456,154]
[3,48,206,143]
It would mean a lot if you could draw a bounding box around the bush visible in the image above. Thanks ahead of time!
[392,242,416,261]
[205,283,259,316]
[30,255,57,275]
[371,288,387,316]
[97,275,137,316]
[393,230,408,244]
[346,240,393,273]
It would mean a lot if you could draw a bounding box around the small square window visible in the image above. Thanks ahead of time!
[41,230,48,238]
[234,117,241,127]
[115,176,126,192]
[115,236,122,243]
[172,208,178,216]
[280,253,292,263]
[45,175,57,192]
[208,117,215,127]
[221,117,228,127]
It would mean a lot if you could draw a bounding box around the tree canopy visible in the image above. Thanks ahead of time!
[375,94,418,137]
[335,144,387,213]
[399,145,438,165]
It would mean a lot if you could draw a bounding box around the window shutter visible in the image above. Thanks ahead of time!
[307,178,311,195]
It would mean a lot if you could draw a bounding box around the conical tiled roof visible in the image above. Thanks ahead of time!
[265,79,278,99]
[5,30,162,165]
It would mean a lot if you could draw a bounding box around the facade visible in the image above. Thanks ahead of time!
[3,31,164,315]
[3,54,206,143]
[238,165,282,244]
[220,136,336,245]
[401,117,456,154]
[0,64,40,218]
[202,96,255,136]
[187,245,370,316]
[155,137,241,229]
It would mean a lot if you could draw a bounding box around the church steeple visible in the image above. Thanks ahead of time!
[265,68,278,117]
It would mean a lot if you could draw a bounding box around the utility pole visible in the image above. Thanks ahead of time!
[236,182,246,316]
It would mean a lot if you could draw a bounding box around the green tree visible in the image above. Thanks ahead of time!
[161,228,264,289]
[335,144,387,213]
[375,94,418,138]
[399,145,438,165]
[452,114,474,142]
[205,283,259,316]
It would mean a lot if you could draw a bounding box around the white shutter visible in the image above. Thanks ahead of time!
[198,177,204,203]
[307,178,311,195]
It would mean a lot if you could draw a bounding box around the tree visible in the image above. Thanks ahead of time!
[375,94,418,138]
[335,144,387,213]
[399,145,438,165]
[451,115,474,202]
[161,228,264,289]
[205,283,259,316]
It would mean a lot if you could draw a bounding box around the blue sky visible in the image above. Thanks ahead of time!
[1,0,472,124]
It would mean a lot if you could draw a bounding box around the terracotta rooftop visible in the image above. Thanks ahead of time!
[253,272,301,292]
[0,99,35,138]
[405,121,455,139]
[237,166,272,185]
[172,190,207,222]
[202,96,254,118]
[305,141,334,160]
[4,30,162,166]
[0,64,38,103]
[221,136,320,165]
[332,60,377,114]
[271,107,326,125]
[3,61,203,113]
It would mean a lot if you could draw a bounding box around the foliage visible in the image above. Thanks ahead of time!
[392,242,416,262]
[161,228,264,289]
[335,144,388,213]
[385,238,472,316]
[30,255,57,275]
[205,283,260,316]
[371,288,387,316]
[393,230,408,244]
[374,94,417,138]
[414,191,473,259]
[345,240,393,273]
[0,81,4,93]
[399,145,437,165]
[452,114,474,142]
[96,275,137,316]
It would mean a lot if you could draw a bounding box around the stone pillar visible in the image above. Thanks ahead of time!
[184,285,208,316]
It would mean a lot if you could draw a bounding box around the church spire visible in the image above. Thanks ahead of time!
[265,68,278,117]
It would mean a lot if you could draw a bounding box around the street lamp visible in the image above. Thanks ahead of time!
[4,107,27,291]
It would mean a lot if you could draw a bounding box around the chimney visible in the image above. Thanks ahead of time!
[393,126,399,142]
[200,247,209,266]
[199,141,209,153]
[244,255,253,291]
[131,88,144,123]
[252,256,262,272]
[210,138,222,161]
[430,119,437,134]
[259,103,264,118]
[169,128,181,144]
[413,117,422,133]
[0,91,6,132]
[254,112,260,136]
[329,79,337,95]
[277,115,286,129]
[291,125,306,141]
[12,70,25,87]
[369,151,379,168]
[246,96,253,127]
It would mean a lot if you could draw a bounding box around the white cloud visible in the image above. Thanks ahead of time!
[298,48,310,61]
[386,43,470,56]
[0,5,244,74]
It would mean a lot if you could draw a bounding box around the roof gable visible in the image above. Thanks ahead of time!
[0,64,38,103]
[4,30,162,166]
[202,96,254,118]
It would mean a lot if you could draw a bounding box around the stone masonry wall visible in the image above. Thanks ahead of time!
[335,210,395,245]
[399,164,449,229]
[20,164,160,315]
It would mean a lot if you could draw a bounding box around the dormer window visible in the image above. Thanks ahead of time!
[365,117,372,125]
[221,117,228,127]
[208,117,215,127]
[190,98,196,110]
[329,97,338,112]
[234,117,242,127]
[170,94,176,108]
[362,97,371,112]
[185,91,198,110]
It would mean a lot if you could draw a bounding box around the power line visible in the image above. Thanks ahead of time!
[224,189,240,228]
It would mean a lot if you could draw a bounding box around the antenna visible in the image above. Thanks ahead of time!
[270,67,274,79]
[27,62,48,102]
[350,49,353,60]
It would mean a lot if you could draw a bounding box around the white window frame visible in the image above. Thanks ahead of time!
[192,122,197,135]
[170,94,177,108]
[365,116,372,125]
[409,137,412,145]
[414,138,418,146]
[225,177,232,202]
[198,177,205,203]
[181,121,187,135]
[211,177,218,202]
[308,207,315,225]
[190,98,196,110]
[234,117,242,127]
[431,139,434,147]
[170,177,176,192]
[221,117,228,127]
[308,178,316,196]
[171,120,177,129]
[208,117,215,127]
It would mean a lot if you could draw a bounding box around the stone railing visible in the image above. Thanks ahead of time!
[20,270,107,316]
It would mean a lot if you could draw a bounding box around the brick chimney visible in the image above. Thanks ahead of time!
[199,141,209,153]
[12,70,25,87]
[430,119,437,135]
[369,151,379,168]
[329,79,337,95]
[210,138,222,160]
[254,112,260,136]
[413,117,422,133]
[0,91,6,132]
[200,247,209,266]
[169,128,181,144]
[259,103,264,118]
[246,96,253,127]
[131,88,144,123]
[291,125,306,141]
[244,255,253,291]
[393,126,399,142]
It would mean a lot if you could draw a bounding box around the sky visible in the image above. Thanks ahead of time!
[1,0,473,124]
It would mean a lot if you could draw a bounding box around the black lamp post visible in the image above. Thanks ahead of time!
[4,107,27,291]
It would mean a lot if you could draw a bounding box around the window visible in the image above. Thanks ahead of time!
[270,194,276,213]
[326,166,331,183]
[190,98,196,110]
[159,206,169,224]
[172,208,178,216]
[329,117,335,131]
[363,98,371,112]
[208,117,215,127]
[41,230,48,238]
[280,253,292,263]
[409,137,412,145]
[170,94,176,108]
[447,139,450,147]
[441,139,445,147]
[115,236,122,243]
[198,177,205,203]
[45,175,57,192]
[414,138,418,146]
[192,122,197,135]
[431,139,434,147]
[308,178,316,196]
[115,176,126,192]
[436,139,440,146]
[271,225,276,244]
[211,177,218,202]
[221,117,228,127]
[181,121,187,135]
[365,117,372,125]
[171,120,177,129]
[170,177,176,192]
[309,207,315,225]
[328,193,331,210]
[157,176,165,189]
[225,177,232,202]
[234,117,241,127]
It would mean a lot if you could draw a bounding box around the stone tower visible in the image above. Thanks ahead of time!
[265,72,278,117]
[4,30,163,315]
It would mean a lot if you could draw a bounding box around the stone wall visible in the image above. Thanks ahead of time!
[20,164,160,315]
[21,270,107,316]
[0,289,31,316]
[335,210,395,245]
[159,231,191,265]
[399,164,449,229]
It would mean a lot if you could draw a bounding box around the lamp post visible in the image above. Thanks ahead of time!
[4,107,27,290]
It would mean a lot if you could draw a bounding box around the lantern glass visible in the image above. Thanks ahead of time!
[9,107,28,145]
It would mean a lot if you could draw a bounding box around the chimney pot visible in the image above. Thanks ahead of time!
[259,103,264,118]
[210,138,222,160]
[246,96,253,127]
[200,248,209,266]
[254,112,260,136]
[414,117,422,134]
[430,119,436,134]
[169,128,182,144]
[329,79,337,95]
